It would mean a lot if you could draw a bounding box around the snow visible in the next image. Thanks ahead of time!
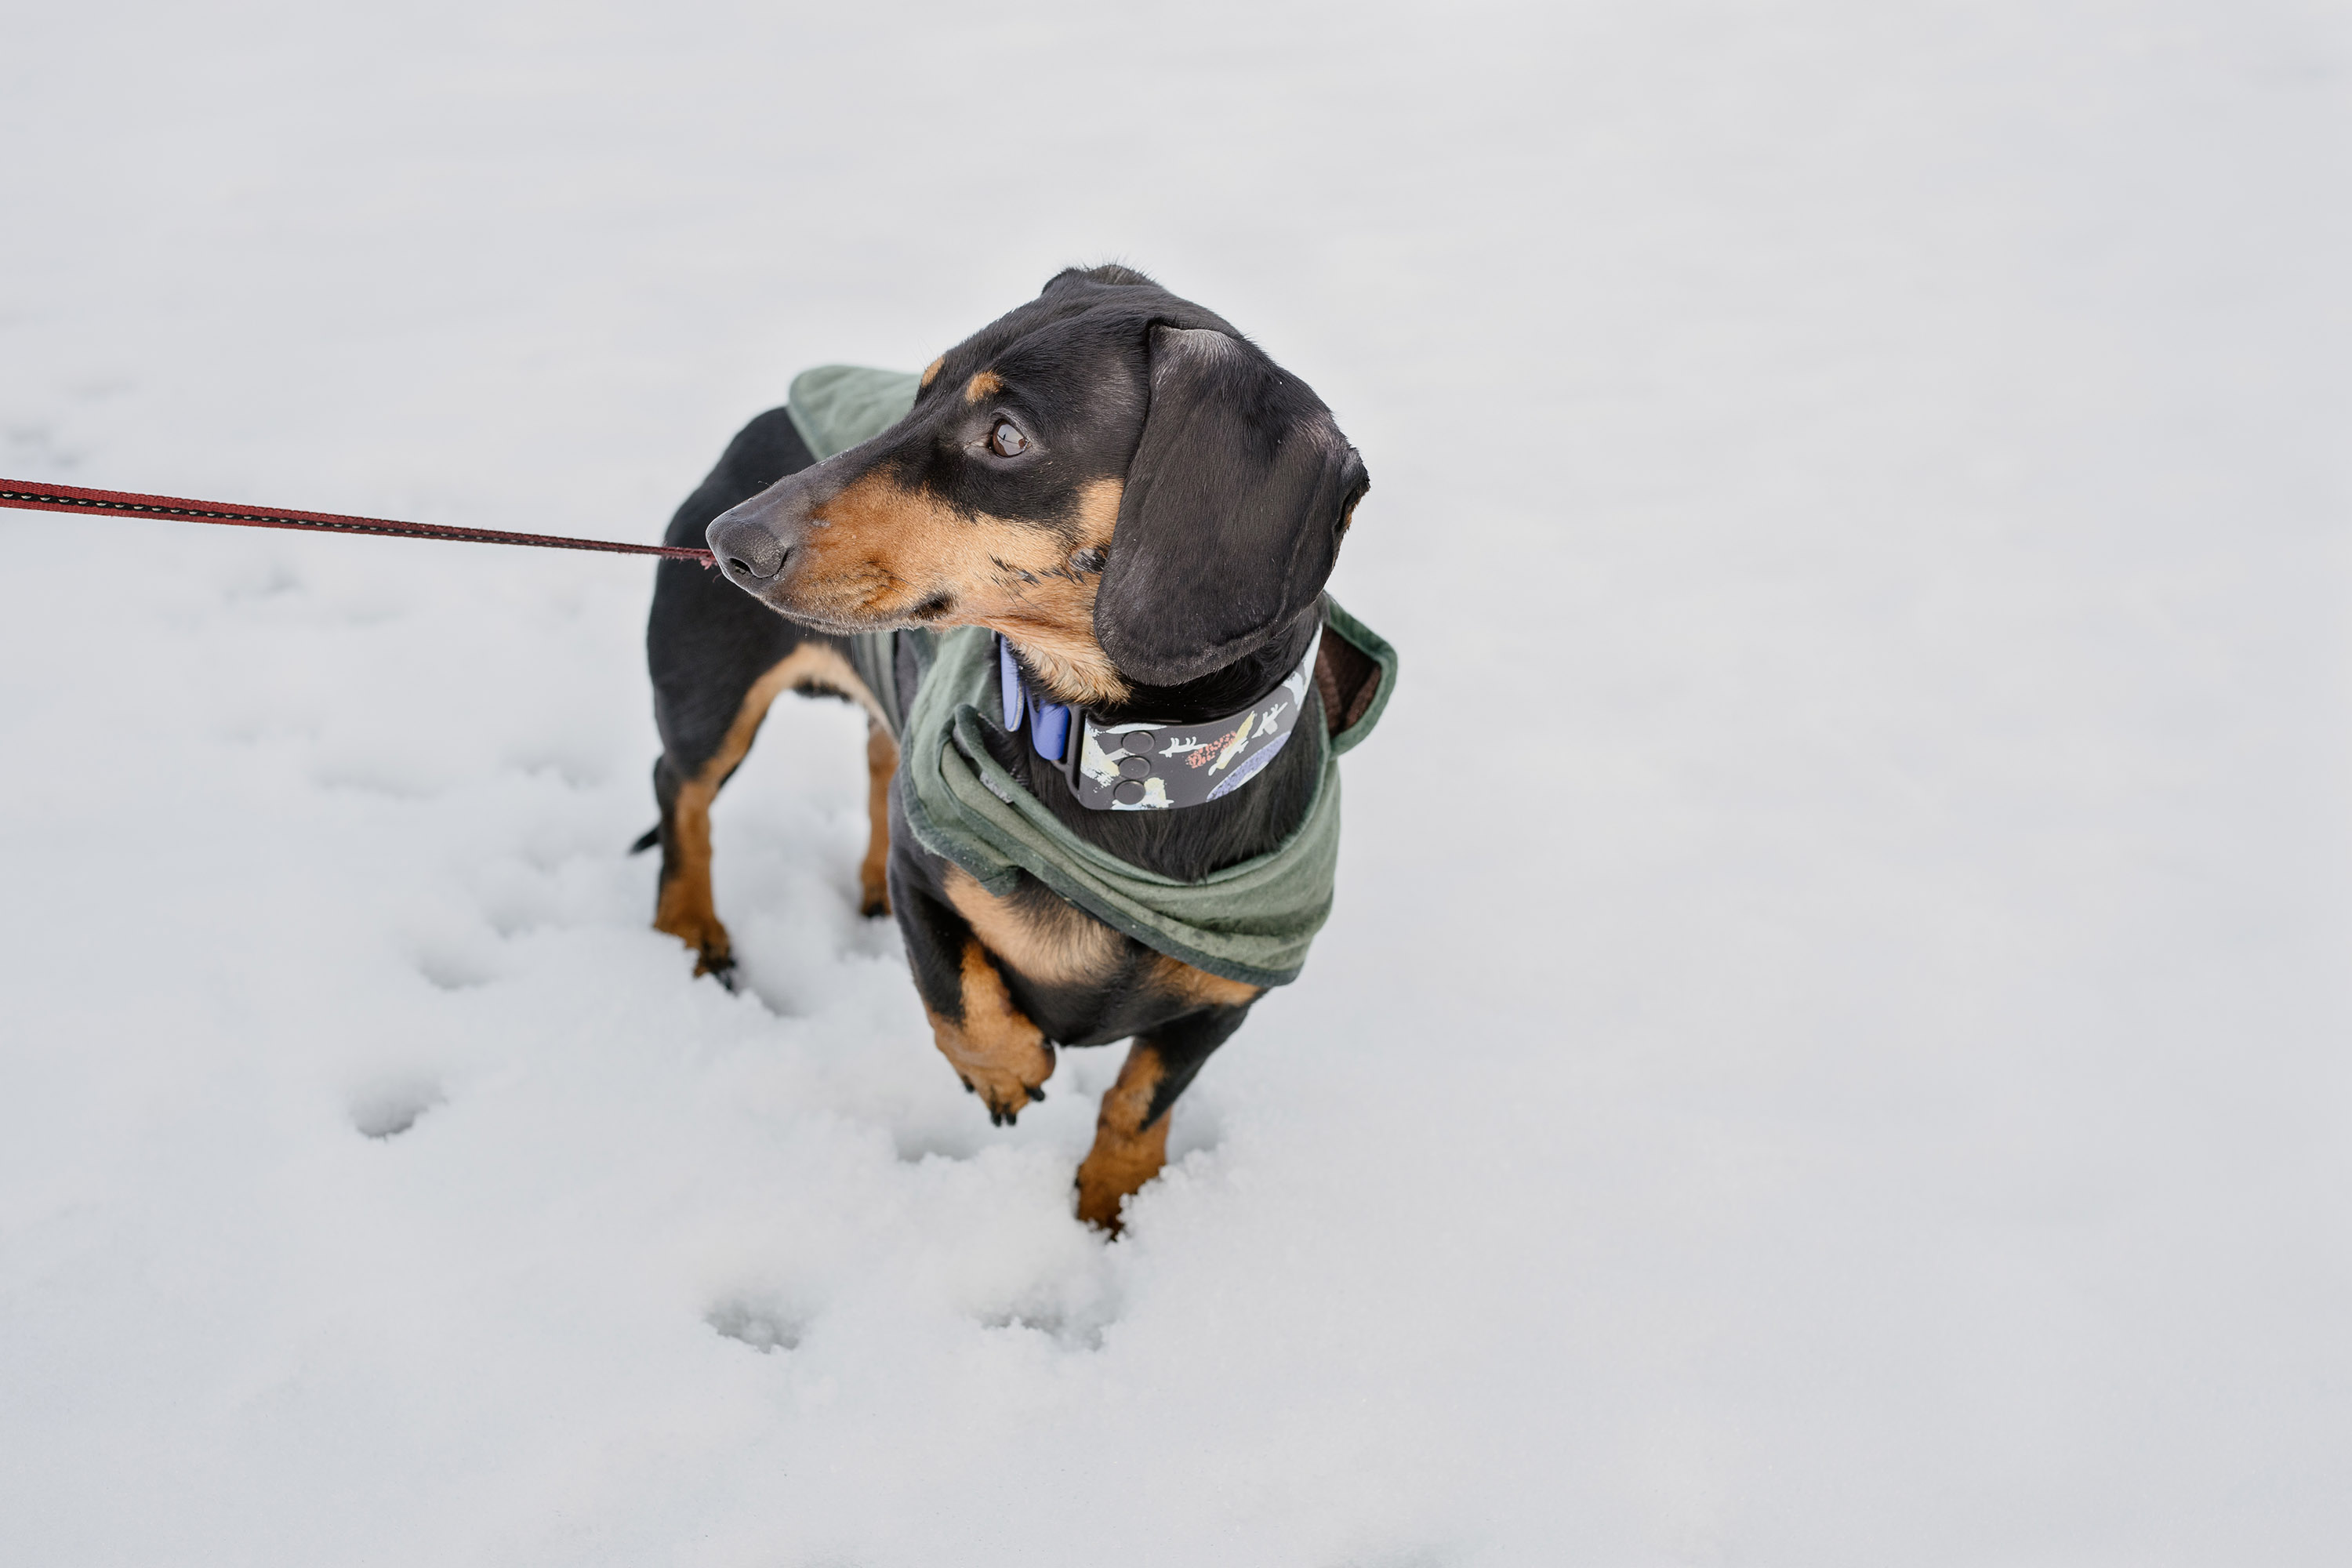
[2,1,2348,1562]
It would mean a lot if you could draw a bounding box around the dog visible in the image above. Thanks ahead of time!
[640,265,1385,1229]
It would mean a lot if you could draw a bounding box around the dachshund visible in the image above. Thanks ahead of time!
[640,265,1379,1229]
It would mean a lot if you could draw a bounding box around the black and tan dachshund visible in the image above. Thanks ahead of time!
[641,265,1376,1227]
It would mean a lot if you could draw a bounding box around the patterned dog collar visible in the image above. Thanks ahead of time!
[996,627,1322,812]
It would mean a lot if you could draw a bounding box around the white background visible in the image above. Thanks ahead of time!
[2,2,2347,1563]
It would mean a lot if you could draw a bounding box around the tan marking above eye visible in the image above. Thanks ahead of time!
[921,357,945,389]
[964,369,1004,404]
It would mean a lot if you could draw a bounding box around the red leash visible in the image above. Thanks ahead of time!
[0,477,715,564]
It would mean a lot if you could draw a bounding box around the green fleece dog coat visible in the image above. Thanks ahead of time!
[789,365,1395,988]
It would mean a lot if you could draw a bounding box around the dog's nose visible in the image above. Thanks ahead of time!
[708,510,787,583]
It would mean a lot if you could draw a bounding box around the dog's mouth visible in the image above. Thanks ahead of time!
[750,572,957,635]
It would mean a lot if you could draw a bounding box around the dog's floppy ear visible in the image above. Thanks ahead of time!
[1095,325,1369,687]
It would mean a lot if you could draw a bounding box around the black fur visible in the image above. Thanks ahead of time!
[1097,324,1367,686]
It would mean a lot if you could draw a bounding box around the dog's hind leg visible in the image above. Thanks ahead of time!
[644,406,837,982]
[648,661,782,985]
[648,750,728,974]
[652,641,880,982]
[860,720,897,918]
[1075,996,1255,1233]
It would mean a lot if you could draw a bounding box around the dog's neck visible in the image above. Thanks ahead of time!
[1087,612,1320,727]
[992,612,1326,882]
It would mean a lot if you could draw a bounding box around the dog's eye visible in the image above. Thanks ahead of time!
[989,420,1029,457]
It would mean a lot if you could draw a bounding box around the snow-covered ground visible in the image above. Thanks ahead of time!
[3,2,2347,1563]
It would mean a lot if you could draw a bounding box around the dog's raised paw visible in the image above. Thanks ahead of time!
[931,1011,1056,1127]
[952,1047,1054,1127]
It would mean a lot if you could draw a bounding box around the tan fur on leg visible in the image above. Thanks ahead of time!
[652,643,885,972]
[652,777,731,975]
[925,941,1055,1123]
[862,720,896,917]
[1075,1043,1171,1232]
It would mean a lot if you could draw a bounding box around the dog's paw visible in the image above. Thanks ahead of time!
[1075,1152,1149,1233]
[940,1036,1054,1127]
[1073,1143,1160,1235]
[858,884,891,919]
[925,947,1054,1124]
[682,938,737,989]
[655,903,736,983]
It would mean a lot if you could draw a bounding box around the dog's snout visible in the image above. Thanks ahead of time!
[708,510,787,583]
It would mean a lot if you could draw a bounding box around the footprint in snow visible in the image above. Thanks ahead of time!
[350,1080,444,1139]
[706,1298,806,1353]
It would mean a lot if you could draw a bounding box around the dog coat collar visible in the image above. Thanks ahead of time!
[996,627,1322,811]
[888,602,1394,987]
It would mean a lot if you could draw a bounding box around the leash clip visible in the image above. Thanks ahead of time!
[996,634,1072,764]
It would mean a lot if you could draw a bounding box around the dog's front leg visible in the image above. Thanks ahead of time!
[928,941,1057,1125]
[1076,1002,1254,1232]
[893,875,1054,1124]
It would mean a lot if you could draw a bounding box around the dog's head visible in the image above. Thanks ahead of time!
[708,266,1368,706]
